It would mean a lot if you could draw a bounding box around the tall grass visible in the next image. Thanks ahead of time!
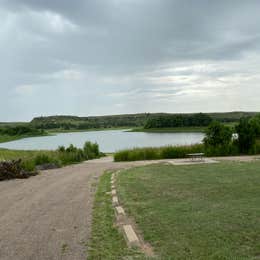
[0,141,103,173]
[114,144,204,162]
[114,141,260,162]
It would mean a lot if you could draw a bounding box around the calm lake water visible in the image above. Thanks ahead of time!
[0,130,204,153]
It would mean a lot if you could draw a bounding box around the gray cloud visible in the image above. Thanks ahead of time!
[0,0,260,121]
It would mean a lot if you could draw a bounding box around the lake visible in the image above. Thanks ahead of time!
[0,130,204,153]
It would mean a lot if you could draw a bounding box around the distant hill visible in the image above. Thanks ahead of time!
[30,112,259,130]
[208,112,259,122]
[30,113,150,129]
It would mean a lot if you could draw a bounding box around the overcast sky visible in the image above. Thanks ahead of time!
[0,0,260,121]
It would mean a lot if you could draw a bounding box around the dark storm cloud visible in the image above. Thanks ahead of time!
[0,0,260,120]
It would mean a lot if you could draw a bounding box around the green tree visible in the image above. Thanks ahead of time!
[204,121,232,147]
[236,118,256,153]
[250,114,260,136]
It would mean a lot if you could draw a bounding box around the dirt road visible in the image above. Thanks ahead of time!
[0,155,259,260]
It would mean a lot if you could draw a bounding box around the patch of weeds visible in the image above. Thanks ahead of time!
[61,243,68,254]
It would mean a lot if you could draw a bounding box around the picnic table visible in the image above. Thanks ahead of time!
[186,153,205,162]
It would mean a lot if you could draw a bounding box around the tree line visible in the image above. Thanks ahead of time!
[144,113,212,128]
[0,126,45,136]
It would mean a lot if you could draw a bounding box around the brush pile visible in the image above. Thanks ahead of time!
[0,159,37,181]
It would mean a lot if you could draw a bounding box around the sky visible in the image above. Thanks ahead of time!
[0,0,260,121]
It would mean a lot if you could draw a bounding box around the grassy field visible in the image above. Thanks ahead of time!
[0,133,50,144]
[115,162,260,259]
[0,148,52,161]
[88,171,143,259]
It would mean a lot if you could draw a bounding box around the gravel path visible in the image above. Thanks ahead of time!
[0,157,150,260]
[0,155,259,260]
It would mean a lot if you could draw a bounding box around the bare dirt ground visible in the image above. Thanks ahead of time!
[0,155,259,260]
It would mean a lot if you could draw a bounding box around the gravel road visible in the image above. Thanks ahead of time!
[0,157,152,260]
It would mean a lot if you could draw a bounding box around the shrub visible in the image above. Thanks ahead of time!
[58,149,84,165]
[66,144,78,153]
[57,142,101,165]
[83,141,100,159]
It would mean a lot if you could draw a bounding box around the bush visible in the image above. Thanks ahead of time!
[83,141,100,159]
[58,146,84,165]
[58,142,101,165]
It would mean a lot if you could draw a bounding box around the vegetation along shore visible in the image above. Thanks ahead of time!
[115,114,260,161]
[0,111,257,144]
[0,142,103,181]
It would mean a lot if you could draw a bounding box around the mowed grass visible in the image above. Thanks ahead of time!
[88,172,143,259]
[117,162,260,259]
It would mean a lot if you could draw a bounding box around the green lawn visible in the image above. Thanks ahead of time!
[88,171,144,259]
[116,162,260,259]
